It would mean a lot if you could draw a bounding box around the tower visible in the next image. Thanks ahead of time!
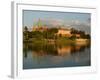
[37,18,42,28]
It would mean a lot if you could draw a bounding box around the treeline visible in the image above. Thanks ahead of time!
[23,26,90,41]
[23,26,58,41]
[70,28,90,39]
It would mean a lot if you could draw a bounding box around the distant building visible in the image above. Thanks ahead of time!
[32,19,48,32]
[32,26,48,32]
[75,34,81,38]
[32,19,81,38]
[56,28,72,37]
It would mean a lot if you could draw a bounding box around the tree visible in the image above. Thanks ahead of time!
[49,28,58,33]
[48,28,58,39]
[85,34,90,39]
[31,31,43,39]
[23,26,29,41]
[59,34,62,37]
[71,28,79,34]
[24,26,28,32]
[70,34,77,40]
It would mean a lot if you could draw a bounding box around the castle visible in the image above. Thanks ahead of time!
[32,19,81,38]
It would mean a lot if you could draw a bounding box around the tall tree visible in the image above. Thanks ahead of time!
[23,26,29,41]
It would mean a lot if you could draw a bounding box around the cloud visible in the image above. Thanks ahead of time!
[63,20,91,34]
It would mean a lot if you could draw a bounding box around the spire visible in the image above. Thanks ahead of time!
[37,18,42,27]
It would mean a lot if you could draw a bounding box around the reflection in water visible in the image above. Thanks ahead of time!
[23,42,90,69]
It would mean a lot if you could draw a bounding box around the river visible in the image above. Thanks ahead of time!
[23,42,90,69]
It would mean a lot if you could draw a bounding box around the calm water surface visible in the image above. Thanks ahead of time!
[23,42,90,69]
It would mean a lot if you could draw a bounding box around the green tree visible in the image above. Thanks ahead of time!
[48,28,58,39]
[23,26,29,41]
[24,26,28,31]
[85,34,90,39]
[70,34,77,40]
[49,28,58,33]
[31,31,43,39]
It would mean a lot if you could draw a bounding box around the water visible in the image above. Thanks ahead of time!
[23,42,90,69]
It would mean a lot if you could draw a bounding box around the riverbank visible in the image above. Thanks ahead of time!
[24,38,90,46]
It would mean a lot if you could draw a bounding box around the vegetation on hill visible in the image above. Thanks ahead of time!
[23,26,90,43]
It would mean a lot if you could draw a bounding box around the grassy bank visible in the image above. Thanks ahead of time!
[24,37,91,47]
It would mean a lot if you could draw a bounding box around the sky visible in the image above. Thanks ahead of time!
[23,10,91,34]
